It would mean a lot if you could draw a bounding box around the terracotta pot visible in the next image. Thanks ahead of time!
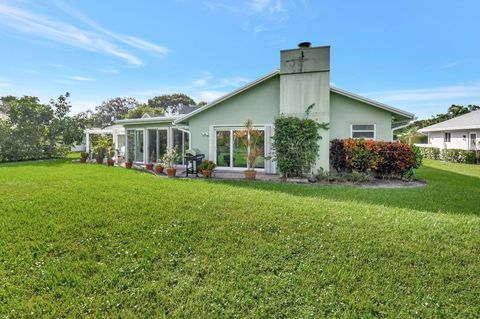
[107,159,115,166]
[202,170,212,178]
[96,158,104,164]
[244,170,256,180]
[146,163,154,170]
[80,157,87,163]
[166,168,177,177]
[125,162,133,169]
[155,165,164,174]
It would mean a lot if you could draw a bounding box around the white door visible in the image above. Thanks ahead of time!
[469,132,477,150]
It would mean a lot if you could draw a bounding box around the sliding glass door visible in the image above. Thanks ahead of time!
[172,128,189,164]
[147,129,168,163]
[215,127,265,169]
[126,129,145,162]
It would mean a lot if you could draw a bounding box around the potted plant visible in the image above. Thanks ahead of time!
[80,151,89,163]
[199,160,216,178]
[162,147,180,177]
[107,148,115,166]
[155,163,164,174]
[145,152,155,170]
[92,135,112,165]
[125,160,133,169]
[235,119,262,180]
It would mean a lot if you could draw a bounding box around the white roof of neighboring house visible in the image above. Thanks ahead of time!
[173,70,414,124]
[419,110,480,132]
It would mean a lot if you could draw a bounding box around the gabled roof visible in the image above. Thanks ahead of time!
[419,110,480,132]
[173,70,414,124]
[173,70,279,124]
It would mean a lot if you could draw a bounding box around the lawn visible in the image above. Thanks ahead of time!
[0,159,479,318]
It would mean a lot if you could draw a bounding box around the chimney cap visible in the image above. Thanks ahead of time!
[298,41,312,48]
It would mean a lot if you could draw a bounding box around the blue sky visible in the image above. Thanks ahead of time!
[0,0,479,119]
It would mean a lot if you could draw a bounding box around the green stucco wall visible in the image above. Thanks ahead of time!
[186,75,280,159]
[330,91,393,141]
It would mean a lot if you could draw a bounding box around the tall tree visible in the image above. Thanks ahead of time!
[147,93,196,115]
[125,104,164,119]
[93,97,139,127]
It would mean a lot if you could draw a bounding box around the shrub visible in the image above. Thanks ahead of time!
[198,160,216,171]
[441,149,476,164]
[418,147,441,160]
[273,116,328,178]
[330,139,419,178]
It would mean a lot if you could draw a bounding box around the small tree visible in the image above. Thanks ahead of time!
[273,115,328,178]
[234,119,263,171]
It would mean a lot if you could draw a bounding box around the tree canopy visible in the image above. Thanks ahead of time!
[93,97,139,127]
[147,93,196,115]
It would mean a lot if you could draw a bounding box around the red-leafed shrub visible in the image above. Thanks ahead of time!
[331,139,419,178]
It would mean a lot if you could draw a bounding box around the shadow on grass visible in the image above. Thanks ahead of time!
[210,166,480,216]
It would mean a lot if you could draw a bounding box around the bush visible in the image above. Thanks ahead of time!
[272,116,328,178]
[441,149,476,164]
[418,147,441,160]
[331,139,419,178]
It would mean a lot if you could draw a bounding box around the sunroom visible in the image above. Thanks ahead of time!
[116,116,190,165]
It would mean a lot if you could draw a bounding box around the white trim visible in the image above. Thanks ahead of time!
[173,71,280,125]
[350,123,376,140]
[419,125,480,133]
[331,86,415,119]
[212,125,268,171]
[116,116,181,125]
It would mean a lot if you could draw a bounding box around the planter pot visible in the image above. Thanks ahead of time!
[202,170,212,178]
[107,159,115,166]
[155,165,164,174]
[146,163,154,170]
[244,170,256,180]
[125,162,133,169]
[96,158,104,164]
[80,157,87,163]
[166,168,177,177]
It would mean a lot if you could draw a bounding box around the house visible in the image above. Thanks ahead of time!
[418,110,480,151]
[116,43,414,173]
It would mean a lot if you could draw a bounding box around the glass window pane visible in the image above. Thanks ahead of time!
[147,129,157,163]
[135,130,144,162]
[352,124,375,131]
[172,129,184,164]
[158,130,168,161]
[127,130,135,162]
[252,130,265,169]
[352,131,374,139]
[233,130,247,168]
[216,130,231,167]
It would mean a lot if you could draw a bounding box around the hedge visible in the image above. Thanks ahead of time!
[418,147,441,160]
[441,149,477,164]
[418,147,477,164]
[331,139,420,178]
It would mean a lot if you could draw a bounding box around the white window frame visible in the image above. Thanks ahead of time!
[469,132,477,150]
[146,127,169,163]
[126,128,146,163]
[212,125,267,172]
[350,124,376,140]
[444,132,451,143]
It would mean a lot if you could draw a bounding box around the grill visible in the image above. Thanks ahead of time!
[184,148,204,177]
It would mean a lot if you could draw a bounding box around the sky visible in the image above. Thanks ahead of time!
[0,0,479,119]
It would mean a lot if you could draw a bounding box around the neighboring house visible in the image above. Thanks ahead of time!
[116,43,414,173]
[418,110,480,150]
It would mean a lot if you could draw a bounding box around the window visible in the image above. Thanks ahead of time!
[215,127,265,169]
[351,124,375,139]
[147,129,168,163]
[172,128,190,164]
[126,129,144,162]
[444,132,451,143]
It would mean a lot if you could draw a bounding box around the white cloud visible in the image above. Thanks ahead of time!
[65,76,95,81]
[204,0,302,32]
[0,2,168,65]
[362,82,480,118]
[197,90,227,102]
[100,68,119,74]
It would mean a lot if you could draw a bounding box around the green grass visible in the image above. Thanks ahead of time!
[0,159,479,318]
